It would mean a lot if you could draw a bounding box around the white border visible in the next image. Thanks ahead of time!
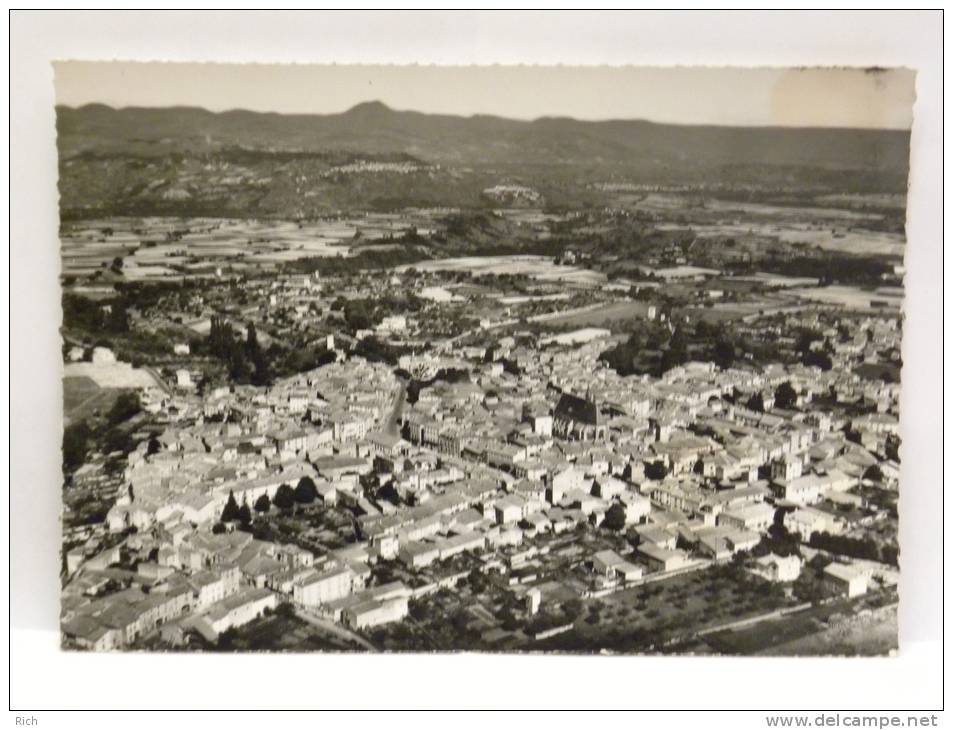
[7,9,945,717]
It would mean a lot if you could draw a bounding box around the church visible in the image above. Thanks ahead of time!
[553,391,607,441]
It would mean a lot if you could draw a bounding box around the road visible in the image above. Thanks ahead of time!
[383,382,407,437]
[293,607,378,651]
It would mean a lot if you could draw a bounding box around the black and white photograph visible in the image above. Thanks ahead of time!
[9,9,945,718]
[53,60,914,656]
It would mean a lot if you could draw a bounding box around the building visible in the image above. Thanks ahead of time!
[823,563,869,598]
[343,595,409,630]
[293,566,354,608]
[591,549,644,583]
[189,566,240,610]
[749,554,802,582]
[776,474,824,505]
[718,502,775,532]
[637,544,689,573]
[398,541,440,569]
[197,587,278,638]
[495,495,525,525]
[553,392,606,441]
[785,507,842,541]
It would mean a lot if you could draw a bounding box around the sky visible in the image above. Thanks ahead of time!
[53,63,916,129]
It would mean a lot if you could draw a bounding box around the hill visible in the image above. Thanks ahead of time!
[55,102,911,218]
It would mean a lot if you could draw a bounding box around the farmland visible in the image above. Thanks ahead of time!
[60,214,439,279]
[536,300,652,331]
[535,563,796,654]
[397,255,607,287]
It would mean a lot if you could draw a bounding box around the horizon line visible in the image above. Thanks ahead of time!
[55,99,913,133]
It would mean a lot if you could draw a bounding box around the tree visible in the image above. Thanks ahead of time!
[295,476,318,504]
[275,602,296,619]
[273,483,295,510]
[108,392,142,425]
[644,460,668,481]
[746,392,765,412]
[803,349,833,371]
[885,434,901,463]
[500,607,522,631]
[63,420,93,472]
[216,627,239,651]
[237,501,253,526]
[147,435,161,455]
[254,494,271,513]
[712,337,735,369]
[227,340,251,382]
[775,381,798,410]
[220,490,240,523]
[245,322,271,386]
[245,321,261,361]
[602,503,627,531]
[107,303,130,333]
[467,568,488,593]
[211,522,227,535]
[863,464,884,482]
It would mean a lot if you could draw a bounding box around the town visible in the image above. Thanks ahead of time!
[59,209,902,655]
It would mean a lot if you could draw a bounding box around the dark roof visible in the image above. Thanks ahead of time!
[555,393,600,426]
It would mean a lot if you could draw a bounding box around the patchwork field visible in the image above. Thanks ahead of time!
[538,300,652,331]
[63,376,128,425]
[783,285,903,311]
[397,255,607,286]
[60,214,439,278]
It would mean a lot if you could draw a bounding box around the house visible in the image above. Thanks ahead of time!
[293,566,353,608]
[718,502,775,532]
[195,587,278,638]
[398,541,440,569]
[437,531,485,560]
[749,554,802,582]
[776,474,824,505]
[550,466,589,504]
[771,456,803,482]
[637,544,689,573]
[823,562,868,597]
[591,549,643,583]
[189,566,241,610]
[785,507,842,541]
[593,476,626,500]
[343,594,409,630]
[619,491,652,524]
[636,525,678,550]
[494,495,525,525]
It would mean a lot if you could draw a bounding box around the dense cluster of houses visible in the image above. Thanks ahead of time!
[62,304,899,650]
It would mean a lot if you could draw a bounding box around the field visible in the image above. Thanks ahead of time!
[63,376,131,426]
[396,255,607,287]
[63,361,163,390]
[634,192,906,256]
[700,610,822,655]
[535,563,795,654]
[63,375,101,414]
[783,285,903,311]
[759,603,898,657]
[537,300,652,331]
[60,214,440,278]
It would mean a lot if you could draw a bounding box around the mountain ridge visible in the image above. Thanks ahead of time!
[56,100,911,173]
[57,99,911,133]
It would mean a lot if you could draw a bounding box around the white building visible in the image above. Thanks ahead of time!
[749,554,802,582]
